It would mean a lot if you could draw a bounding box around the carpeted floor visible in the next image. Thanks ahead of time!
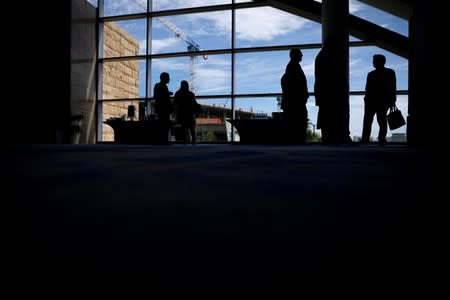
[6,143,432,288]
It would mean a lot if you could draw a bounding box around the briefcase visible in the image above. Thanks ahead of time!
[387,105,406,130]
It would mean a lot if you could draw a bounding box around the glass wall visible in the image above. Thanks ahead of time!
[152,0,231,11]
[150,11,232,55]
[235,7,322,48]
[349,0,408,37]
[95,0,409,144]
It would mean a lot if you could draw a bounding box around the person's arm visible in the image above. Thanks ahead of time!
[173,92,180,119]
[154,83,162,101]
[153,83,160,114]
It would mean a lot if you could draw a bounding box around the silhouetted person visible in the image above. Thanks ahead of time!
[314,36,351,145]
[174,80,202,145]
[153,72,173,121]
[361,54,397,145]
[280,48,309,144]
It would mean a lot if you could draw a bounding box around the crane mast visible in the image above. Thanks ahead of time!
[156,17,207,92]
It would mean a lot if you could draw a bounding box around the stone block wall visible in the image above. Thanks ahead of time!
[101,21,140,141]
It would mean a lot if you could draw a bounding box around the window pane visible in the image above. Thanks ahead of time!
[151,11,231,55]
[101,59,146,99]
[350,46,408,91]
[152,0,231,11]
[150,54,231,97]
[103,0,146,17]
[235,7,321,48]
[196,98,232,143]
[349,95,408,142]
[235,49,318,94]
[233,96,318,143]
[306,95,319,136]
[234,97,277,118]
[103,20,146,58]
[350,0,408,37]
[86,0,98,8]
[233,97,274,142]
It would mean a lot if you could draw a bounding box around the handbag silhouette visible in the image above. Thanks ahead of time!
[387,105,406,130]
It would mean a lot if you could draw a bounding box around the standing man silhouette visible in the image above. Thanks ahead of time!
[280,48,309,144]
[153,72,173,122]
[361,54,397,145]
[314,36,351,145]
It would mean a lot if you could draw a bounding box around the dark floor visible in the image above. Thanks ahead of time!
[6,143,433,288]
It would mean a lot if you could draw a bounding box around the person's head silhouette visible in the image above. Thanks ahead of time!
[160,72,170,84]
[289,48,303,63]
[373,54,386,69]
[179,80,189,92]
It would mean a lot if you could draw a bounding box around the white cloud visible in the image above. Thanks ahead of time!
[159,6,307,43]
[195,57,231,93]
[118,1,312,44]
[104,0,145,15]
[151,37,182,53]
[349,0,364,14]
[350,57,363,68]
[314,0,363,14]
[139,39,146,53]
[302,61,315,78]
[349,57,371,78]
[193,12,231,37]
[152,58,186,71]
[196,68,230,94]
[154,0,229,10]
[236,7,308,41]
[161,7,309,42]
[391,61,408,71]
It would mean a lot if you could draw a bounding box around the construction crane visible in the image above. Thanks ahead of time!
[156,17,208,92]
[132,0,207,92]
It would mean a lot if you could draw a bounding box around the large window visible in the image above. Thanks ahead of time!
[349,0,408,37]
[151,11,232,55]
[235,7,322,48]
[94,0,409,144]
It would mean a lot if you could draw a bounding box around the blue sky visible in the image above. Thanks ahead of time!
[94,0,409,140]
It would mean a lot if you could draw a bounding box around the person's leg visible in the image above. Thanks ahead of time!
[190,125,196,145]
[376,107,388,144]
[362,107,375,143]
[183,126,190,144]
[319,107,332,144]
[342,106,352,144]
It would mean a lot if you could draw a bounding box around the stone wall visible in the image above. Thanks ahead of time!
[101,21,140,141]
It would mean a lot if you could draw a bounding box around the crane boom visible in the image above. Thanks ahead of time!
[131,0,202,52]
[130,0,207,92]
[156,17,201,52]
[155,17,207,92]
